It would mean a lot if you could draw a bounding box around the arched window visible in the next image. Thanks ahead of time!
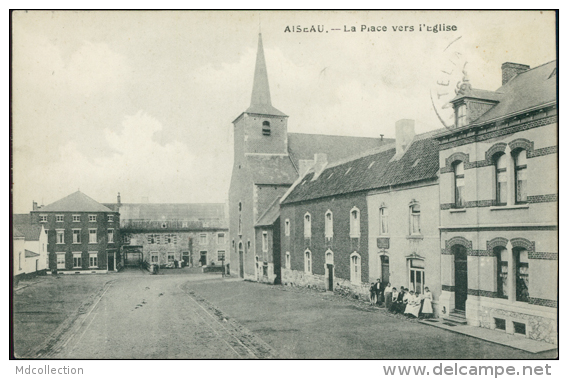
[409,203,421,235]
[514,247,529,302]
[513,149,527,204]
[494,247,508,298]
[379,205,388,235]
[350,207,360,238]
[350,252,361,284]
[262,121,271,136]
[325,250,334,265]
[304,250,312,273]
[238,201,242,235]
[494,153,508,206]
[284,219,290,236]
[304,213,312,238]
[285,252,291,269]
[325,210,333,238]
[453,161,465,208]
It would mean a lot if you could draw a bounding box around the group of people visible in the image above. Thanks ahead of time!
[369,279,433,319]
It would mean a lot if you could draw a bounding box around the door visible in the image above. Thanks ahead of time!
[200,251,207,266]
[380,255,390,284]
[108,253,115,271]
[327,264,334,290]
[182,252,189,267]
[238,243,244,278]
[454,245,468,311]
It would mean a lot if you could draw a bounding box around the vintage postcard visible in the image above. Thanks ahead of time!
[11,10,558,366]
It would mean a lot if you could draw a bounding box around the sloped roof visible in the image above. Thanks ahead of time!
[287,133,394,169]
[25,250,40,258]
[117,203,226,222]
[12,213,31,225]
[452,88,504,103]
[39,191,113,213]
[282,133,440,204]
[255,197,281,227]
[473,60,557,125]
[12,223,42,241]
[247,155,298,185]
[13,228,24,238]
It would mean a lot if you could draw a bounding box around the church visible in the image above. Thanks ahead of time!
[228,34,393,281]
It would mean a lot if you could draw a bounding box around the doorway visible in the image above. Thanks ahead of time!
[108,253,115,271]
[182,252,189,267]
[453,245,468,311]
[238,242,244,278]
[380,254,390,284]
[199,251,207,266]
[327,264,334,290]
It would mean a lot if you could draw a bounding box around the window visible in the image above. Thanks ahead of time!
[379,206,388,235]
[217,250,226,261]
[285,252,291,269]
[73,253,82,268]
[325,210,333,238]
[238,202,242,235]
[495,247,508,298]
[89,215,97,222]
[151,252,159,263]
[456,104,467,128]
[107,215,113,222]
[262,121,271,136]
[161,222,168,229]
[200,233,208,244]
[89,252,98,268]
[495,153,508,205]
[89,229,97,243]
[350,208,360,238]
[514,150,527,203]
[284,219,290,236]
[168,253,175,263]
[164,234,177,244]
[304,213,312,238]
[18,252,22,270]
[182,221,188,228]
[73,215,81,222]
[56,215,64,222]
[453,161,465,208]
[148,234,159,244]
[408,259,425,294]
[56,230,64,244]
[350,252,361,284]
[495,318,506,331]
[39,215,47,223]
[304,250,312,273]
[107,229,114,243]
[217,233,225,245]
[514,248,529,302]
[409,203,421,235]
[72,229,81,244]
[123,235,130,244]
[262,231,268,252]
[57,253,65,269]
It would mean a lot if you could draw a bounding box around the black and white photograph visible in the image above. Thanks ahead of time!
[10,9,558,366]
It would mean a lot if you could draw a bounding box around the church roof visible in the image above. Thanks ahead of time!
[287,133,394,169]
[116,203,226,223]
[472,60,556,125]
[247,155,297,185]
[282,133,440,204]
[246,33,286,117]
[38,191,113,213]
[255,197,281,227]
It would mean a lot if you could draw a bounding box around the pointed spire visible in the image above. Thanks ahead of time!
[245,34,286,117]
[250,33,272,107]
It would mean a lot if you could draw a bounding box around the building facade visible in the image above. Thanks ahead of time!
[13,214,48,279]
[228,33,392,281]
[435,61,557,344]
[30,191,121,274]
[115,201,229,269]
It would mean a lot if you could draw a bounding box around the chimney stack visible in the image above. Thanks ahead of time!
[380,134,384,142]
[395,119,415,156]
[502,62,530,85]
[117,192,121,206]
[298,159,315,177]
[33,201,38,211]
[312,153,328,180]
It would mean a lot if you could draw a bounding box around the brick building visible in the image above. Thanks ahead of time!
[30,191,121,274]
[114,200,229,269]
[280,120,442,301]
[434,61,557,344]
[229,33,393,281]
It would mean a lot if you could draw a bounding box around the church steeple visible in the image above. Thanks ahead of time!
[245,34,286,117]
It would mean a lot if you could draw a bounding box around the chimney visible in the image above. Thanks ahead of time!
[380,134,384,142]
[312,153,328,180]
[298,159,315,177]
[33,201,38,211]
[117,192,121,206]
[395,119,415,156]
[502,62,530,85]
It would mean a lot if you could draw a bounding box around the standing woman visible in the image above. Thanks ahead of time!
[389,287,398,312]
[384,282,393,310]
[420,287,434,318]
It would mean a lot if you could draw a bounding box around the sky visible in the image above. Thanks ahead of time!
[11,10,557,213]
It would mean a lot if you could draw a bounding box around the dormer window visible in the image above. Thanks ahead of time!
[262,121,271,136]
[456,104,467,128]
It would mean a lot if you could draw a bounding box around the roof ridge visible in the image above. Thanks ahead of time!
[288,131,391,140]
[520,59,556,75]
[323,142,396,170]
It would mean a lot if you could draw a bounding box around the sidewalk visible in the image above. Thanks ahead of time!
[418,319,557,354]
